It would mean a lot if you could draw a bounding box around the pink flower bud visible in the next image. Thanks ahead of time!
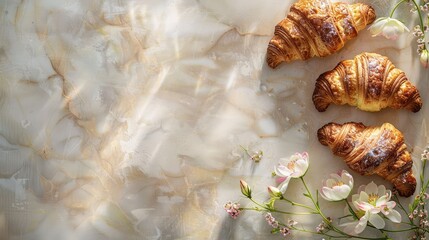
[240,180,251,198]
[268,186,283,198]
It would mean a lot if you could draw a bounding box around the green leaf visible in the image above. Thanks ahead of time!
[303,193,311,198]
[265,198,276,210]
[271,228,280,234]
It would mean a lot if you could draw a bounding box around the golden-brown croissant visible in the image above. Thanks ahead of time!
[317,122,416,197]
[312,53,422,112]
[267,0,376,68]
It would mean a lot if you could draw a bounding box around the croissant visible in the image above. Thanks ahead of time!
[312,53,422,112]
[266,0,376,68]
[317,122,416,197]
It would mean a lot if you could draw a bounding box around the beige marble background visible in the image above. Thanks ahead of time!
[0,0,428,239]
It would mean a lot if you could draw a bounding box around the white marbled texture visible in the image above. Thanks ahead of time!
[0,0,428,239]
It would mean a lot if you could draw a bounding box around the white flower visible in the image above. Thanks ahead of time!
[368,17,409,40]
[274,152,309,193]
[341,182,401,235]
[320,170,354,201]
[420,49,429,68]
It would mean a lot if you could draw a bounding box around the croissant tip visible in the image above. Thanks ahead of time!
[266,40,284,68]
[313,99,329,112]
[266,55,280,69]
[409,98,423,113]
[394,171,417,197]
[317,123,337,146]
[366,5,376,24]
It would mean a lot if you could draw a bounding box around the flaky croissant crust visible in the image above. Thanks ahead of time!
[318,122,416,197]
[267,0,375,68]
[312,53,422,112]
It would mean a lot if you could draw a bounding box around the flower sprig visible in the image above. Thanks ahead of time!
[224,147,429,239]
[368,0,429,68]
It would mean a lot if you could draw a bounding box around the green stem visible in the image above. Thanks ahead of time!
[282,198,316,211]
[377,227,419,233]
[389,0,408,18]
[239,207,317,215]
[271,209,318,215]
[239,145,251,158]
[345,199,359,220]
[249,197,268,210]
[422,159,427,187]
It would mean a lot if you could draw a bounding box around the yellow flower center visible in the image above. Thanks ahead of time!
[333,181,344,187]
[368,193,380,206]
[287,161,295,170]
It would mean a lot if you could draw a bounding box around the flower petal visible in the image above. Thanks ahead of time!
[377,185,386,196]
[365,182,378,195]
[368,213,385,229]
[375,194,389,207]
[381,25,399,40]
[359,191,369,203]
[357,201,374,212]
[385,201,396,209]
[355,214,369,234]
[330,173,342,182]
[334,185,351,199]
[341,170,353,186]
[278,177,291,194]
[293,159,308,177]
[385,210,401,223]
[341,221,361,235]
[368,18,387,36]
[275,165,291,177]
[325,179,337,188]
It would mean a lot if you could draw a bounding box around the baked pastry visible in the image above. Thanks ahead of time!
[313,52,422,112]
[317,122,416,197]
[267,0,376,68]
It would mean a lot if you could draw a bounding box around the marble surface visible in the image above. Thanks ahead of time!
[0,0,428,239]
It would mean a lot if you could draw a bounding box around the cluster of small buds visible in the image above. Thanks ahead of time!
[316,217,332,233]
[413,25,427,54]
[418,209,428,218]
[224,201,241,219]
[287,219,298,227]
[240,145,263,163]
[410,235,427,240]
[421,2,429,12]
[420,218,429,228]
[265,213,279,228]
[250,150,263,162]
[279,227,291,237]
[278,220,298,238]
[422,147,429,161]
[410,3,418,13]
[408,207,428,219]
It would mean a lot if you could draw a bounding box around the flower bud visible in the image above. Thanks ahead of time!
[240,180,252,198]
[268,186,283,198]
[420,49,429,68]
